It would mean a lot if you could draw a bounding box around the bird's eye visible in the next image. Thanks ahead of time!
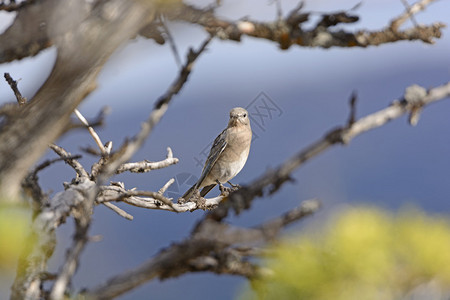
[243,114,247,117]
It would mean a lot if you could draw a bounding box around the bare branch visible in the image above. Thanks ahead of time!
[116,147,179,174]
[49,185,95,300]
[0,0,157,200]
[97,185,222,213]
[0,0,35,12]
[11,179,95,299]
[159,15,182,68]
[83,199,319,299]
[196,199,321,244]
[347,91,358,126]
[391,0,436,30]
[4,73,27,106]
[84,238,221,299]
[22,155,81,207]
[187,247,258,278]
[65,106,109,133]
[102,202,134,220]
[165,1,443,49]
[158,178,175,194]
[98,35,213,182]
[400,0,419,28]
[74,109,108,155]
[210,82,450,219]
[257,198,320,240]
[49,144,89,179]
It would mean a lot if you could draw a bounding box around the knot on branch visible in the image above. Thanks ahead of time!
[316,12,359,28]
[404,84,427,126]
[325,127,347,144]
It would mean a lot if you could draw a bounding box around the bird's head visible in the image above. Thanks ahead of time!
[228,107,250,127]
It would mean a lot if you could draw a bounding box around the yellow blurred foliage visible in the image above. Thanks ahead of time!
[0,207,30,271]
[242,207,450,300]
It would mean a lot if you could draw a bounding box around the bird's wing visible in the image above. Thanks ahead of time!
[195,128,228,189]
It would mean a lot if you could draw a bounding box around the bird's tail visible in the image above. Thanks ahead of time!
[200,184,216,197]
[181,184,196,201]
[182,184,217,201]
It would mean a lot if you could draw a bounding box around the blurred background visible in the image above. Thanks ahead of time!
[0,0,449,299]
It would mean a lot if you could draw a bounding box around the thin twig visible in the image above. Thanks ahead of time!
[102,202,133,220]
[274,0,283,21]
[4,73,27,106]
[347,91,357,126]
[400,0,419,27]
[158,178,175,194]
[209,82,450,220]
[0,0,34,12]
[22,155,82,206]
[49,188,94,300]
[166,1,443,49]
[49,144,89,179]
[83,199,319,299]
[74,109,108,155]
[196,199,321,244]
[159,15,182,68]
[390,0,436,30]
[97,185,223,213]
[65,106,108,133]
[116,147,178,174]
[98,35,213,182]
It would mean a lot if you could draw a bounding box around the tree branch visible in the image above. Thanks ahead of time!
[0,0,157,200]
[94,35,212,192]
[209,82,450,220]
[4,73,27,106]
[49,144,89,179]
[97,184,223,213]
[391,0,436,31]
[115,147,179,174]
[11,179,95,300]
[83,199,319,299]
[165,0,444,49]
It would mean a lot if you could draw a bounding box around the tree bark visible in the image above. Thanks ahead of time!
[0,0,156,200]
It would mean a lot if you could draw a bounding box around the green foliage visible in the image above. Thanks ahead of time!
[0,206,30,271]
[242,207,450,300]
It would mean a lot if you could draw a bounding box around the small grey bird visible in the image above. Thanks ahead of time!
[182,107,252,201]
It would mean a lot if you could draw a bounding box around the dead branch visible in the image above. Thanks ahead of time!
[3,1,448,299]
[83,199,320,299]
[73,109,108,155]
[65,106,109,133]
[97,184,223,213]
[165,0,444,49]
[97,35,212,183]
[1,1,443,65]
[391,0,436,31]
[12,143,181,298]
[0,0,35,12]
[11,179,95,300]
[4,73,27,106]
[115,147,179,174]
[22,155,81,208]
[102,202,134,220]
[187,247,259,278]
[0,0,157,200]
[49,184,94,300]
[49,144,89,179]
[209,82,450,220]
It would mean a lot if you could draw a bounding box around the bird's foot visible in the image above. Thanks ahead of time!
[178,189,200,204]
[218,182,232,196]
[227,181,241,192]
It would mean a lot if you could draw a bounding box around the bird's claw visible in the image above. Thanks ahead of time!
[227,181,241,192]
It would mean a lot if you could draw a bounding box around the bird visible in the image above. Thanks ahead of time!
[182,107,252,201]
